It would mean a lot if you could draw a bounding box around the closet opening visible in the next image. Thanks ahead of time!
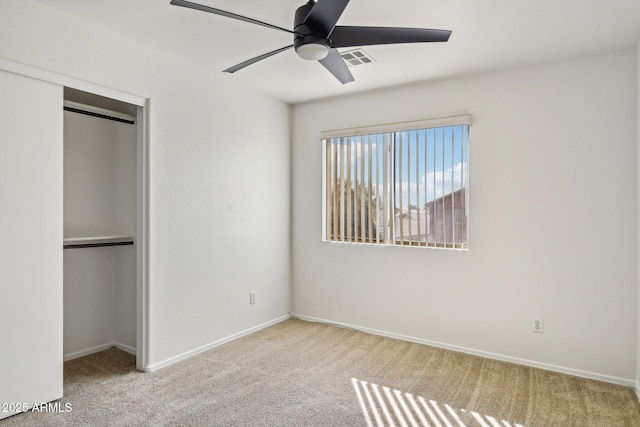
[62,87,145,372]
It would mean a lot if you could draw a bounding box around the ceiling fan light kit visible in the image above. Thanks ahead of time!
[170,0,451,84]
[296,42,330,61]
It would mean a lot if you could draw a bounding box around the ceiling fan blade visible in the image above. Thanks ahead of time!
[303,0,351,37]
[224,45,293,73]
[330,26,451,48]
[170,0,294,35]
[318,48,354,85]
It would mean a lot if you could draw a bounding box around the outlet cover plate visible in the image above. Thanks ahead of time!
[533,318,544,333]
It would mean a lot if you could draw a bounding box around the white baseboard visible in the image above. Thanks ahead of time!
[143,314,291,372]
[291,313,636,388]
[115,342,136,356]
[64,341,136,361]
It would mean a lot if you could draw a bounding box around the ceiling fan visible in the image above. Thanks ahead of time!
[170,0,451,84]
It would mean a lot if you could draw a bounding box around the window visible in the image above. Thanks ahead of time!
[323,116,470,249]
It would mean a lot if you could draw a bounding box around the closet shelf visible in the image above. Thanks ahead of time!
[63,235,134,249]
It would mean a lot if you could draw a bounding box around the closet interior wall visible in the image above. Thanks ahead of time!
[63,88,137,360]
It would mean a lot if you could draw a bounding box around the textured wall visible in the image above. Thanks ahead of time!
[0,0,291,368]
[637,41,640,392]
[292,50,638,383]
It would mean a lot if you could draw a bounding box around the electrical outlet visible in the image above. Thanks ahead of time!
[533,318,543,333]
[250,292,256,305]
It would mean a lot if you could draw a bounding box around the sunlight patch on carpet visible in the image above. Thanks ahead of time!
[351,378,525,427]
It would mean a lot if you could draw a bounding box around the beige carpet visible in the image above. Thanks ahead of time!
[2,319,640,426]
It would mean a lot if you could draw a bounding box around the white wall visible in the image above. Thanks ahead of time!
[63,112,121,237]
[0,0,291,368]
[637,41,640,393]
[292,50,638,383]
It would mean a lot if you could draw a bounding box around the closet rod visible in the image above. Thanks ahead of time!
[63,100,135,125]
[64,240,134,250]
[63,236,135,250]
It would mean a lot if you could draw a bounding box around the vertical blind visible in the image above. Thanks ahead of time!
[323,115,470,249]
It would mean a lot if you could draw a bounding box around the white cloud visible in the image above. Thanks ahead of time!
[395,162,468,208]
[423,161,467,201]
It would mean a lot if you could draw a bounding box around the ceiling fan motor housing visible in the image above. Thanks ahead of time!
[293,1,331,60]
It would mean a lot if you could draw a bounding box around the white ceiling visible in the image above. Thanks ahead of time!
[35,0,640,104]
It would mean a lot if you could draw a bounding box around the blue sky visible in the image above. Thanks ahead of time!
[396,125,468,207]
[329,125,468,209]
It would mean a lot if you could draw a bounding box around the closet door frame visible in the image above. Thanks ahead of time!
[0,57,150,372]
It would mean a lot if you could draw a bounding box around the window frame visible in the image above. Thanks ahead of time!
[321,114,472,250]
